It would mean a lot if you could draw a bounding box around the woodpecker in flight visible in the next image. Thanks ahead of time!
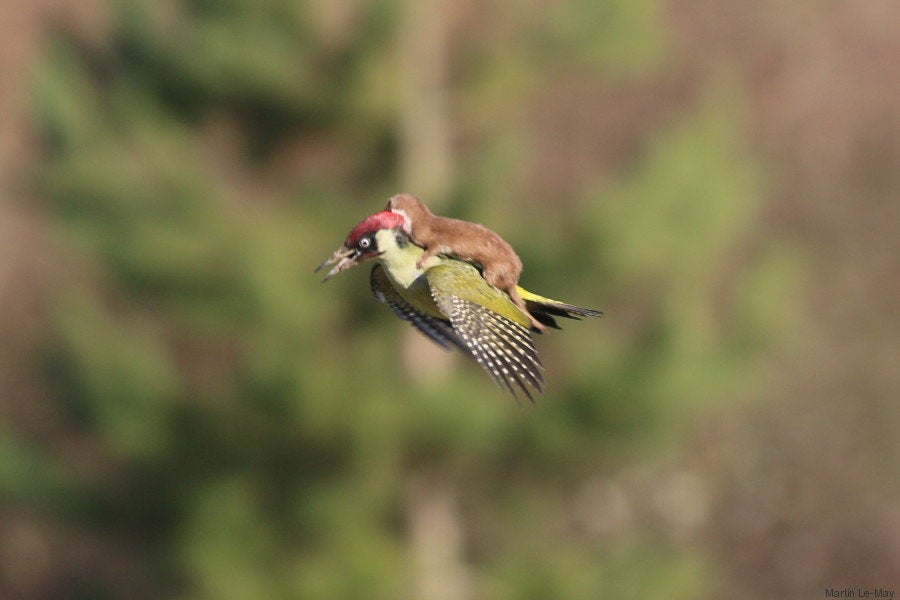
[316,209,601,401]
[385,193,544,331]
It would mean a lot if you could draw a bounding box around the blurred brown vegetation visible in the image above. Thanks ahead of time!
[0,1,898,599]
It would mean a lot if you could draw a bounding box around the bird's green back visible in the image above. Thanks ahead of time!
[372,229,532,328]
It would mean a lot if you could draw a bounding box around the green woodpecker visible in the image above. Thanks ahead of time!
[316,210,601,401]
[385,193,544,331]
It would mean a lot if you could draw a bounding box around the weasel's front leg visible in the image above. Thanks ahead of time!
[415,247,439,270]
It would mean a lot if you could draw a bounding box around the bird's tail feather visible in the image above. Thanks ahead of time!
[517,287,603,329]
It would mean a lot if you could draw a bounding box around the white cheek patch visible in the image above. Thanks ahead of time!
[390,208,413,234]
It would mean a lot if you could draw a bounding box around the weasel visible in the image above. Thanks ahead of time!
[386,193,545,332]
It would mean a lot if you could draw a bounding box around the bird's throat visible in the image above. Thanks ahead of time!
[374,230,440,289]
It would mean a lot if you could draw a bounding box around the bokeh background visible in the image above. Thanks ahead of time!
[1,0,898,598]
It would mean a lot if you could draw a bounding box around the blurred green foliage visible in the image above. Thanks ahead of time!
[9,0,798,598]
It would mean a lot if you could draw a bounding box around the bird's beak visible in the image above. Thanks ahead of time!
[314,245,361,281]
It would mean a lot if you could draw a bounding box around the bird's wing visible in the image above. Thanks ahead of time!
[370,264,467,352]
[428,259,533,329]
[426,264,544,402]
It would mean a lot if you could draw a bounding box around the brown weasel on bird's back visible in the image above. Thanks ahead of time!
[386,193,546,332]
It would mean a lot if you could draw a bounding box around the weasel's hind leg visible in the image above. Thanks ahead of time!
[507,286,547,333]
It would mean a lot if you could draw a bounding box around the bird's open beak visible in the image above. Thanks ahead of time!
[314,245,361,281]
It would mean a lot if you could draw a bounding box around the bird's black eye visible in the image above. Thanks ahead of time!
[358,236,373,250]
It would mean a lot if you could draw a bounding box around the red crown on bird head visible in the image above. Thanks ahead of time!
[344,210,406,247]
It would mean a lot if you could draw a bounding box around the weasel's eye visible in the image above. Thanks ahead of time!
[358,236,372,250]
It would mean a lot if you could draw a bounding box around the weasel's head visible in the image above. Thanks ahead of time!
[385,193,429,232]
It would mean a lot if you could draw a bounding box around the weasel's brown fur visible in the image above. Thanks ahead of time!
[386,193,545,332]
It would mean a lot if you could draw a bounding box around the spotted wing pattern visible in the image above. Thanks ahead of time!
[369,264,466,352]
[430,288,544,402]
